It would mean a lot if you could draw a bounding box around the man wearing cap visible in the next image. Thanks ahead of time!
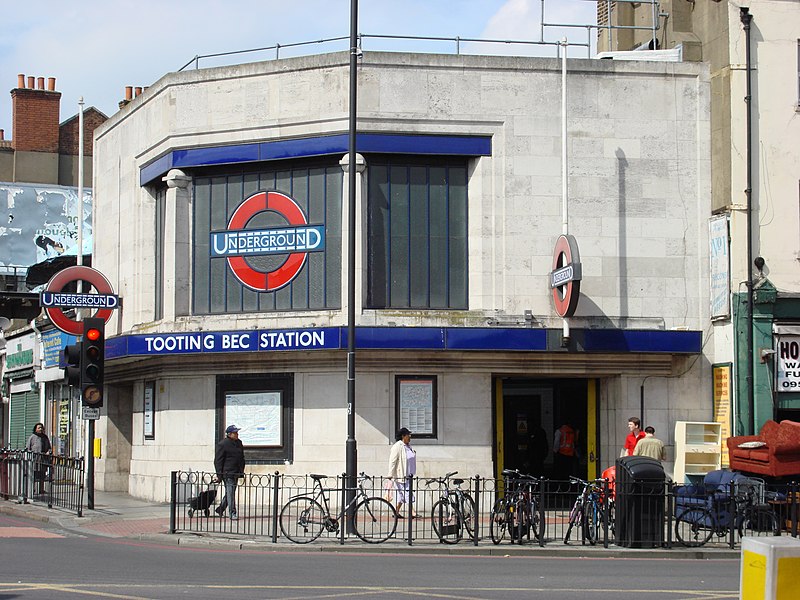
[214,425,246,520]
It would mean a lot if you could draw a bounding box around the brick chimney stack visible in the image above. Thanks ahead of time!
[11,73,61,152]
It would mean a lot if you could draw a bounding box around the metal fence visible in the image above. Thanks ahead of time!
[0,449,85,516]
[170,471,800,549]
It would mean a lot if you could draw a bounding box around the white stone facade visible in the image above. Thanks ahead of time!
[93,52,711,502]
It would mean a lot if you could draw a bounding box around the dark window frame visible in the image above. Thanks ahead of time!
[154,186,166,321]
[215,373,294,464]
[367,156,468,310]
[191,158,343,315]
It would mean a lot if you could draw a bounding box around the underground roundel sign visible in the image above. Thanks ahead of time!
[210,191,325,292]
[550,234,582,318]
[42,266,116,336]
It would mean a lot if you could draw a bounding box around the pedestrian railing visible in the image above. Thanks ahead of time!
[169,470,800,548]
[0,449,85,516]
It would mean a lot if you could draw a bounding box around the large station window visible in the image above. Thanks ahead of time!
[216,374,294,464]
[193,162,342,314]
[367,159,468,309]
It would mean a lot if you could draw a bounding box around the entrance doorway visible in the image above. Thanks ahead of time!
[495,378,593,481]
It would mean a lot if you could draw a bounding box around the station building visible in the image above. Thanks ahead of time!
[92,51,711,501]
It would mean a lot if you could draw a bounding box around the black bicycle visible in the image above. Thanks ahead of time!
[674,477,779,547]
[279,472,398,544]
[425,471,477,544]
[564,476,607,546]
[490,469,544,544]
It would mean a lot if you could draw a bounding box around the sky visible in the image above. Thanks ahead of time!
[0,0,598,131]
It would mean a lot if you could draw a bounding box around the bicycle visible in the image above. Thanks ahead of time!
[674,476,779,547]
[490,469,544,545]
[279,472,398,544]
[563,476,608,546]
[425,471,477,544]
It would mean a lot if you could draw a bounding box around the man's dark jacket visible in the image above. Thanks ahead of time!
[214,435,245,477]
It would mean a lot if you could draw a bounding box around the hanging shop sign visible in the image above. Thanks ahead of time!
[41,266,117,335]
[776,336,800,392]
[549,234,582,318]
[210,190,325,292]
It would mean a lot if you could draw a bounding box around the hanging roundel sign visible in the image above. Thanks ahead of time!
[550,234,582,318]
[210,191,325,292]
[41,266,117,335]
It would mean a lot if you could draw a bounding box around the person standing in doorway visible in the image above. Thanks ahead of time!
[633,426,666,462]
[26,422,52,495]
[214,424,245,520]
[553,422,577,479]
[388,427,417,518]
[622,416,645,457]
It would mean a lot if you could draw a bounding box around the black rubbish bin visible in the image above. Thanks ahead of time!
[615,456,665,548]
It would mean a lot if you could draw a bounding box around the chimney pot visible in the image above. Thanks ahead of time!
[47,77,56,91]
[37,77,45,90]
[125,86,133,101]
[17,74,25,88]
[0,129,4,141]
[134,86,143,97]
[27,76,34,89]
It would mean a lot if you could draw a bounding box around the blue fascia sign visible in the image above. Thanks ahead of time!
[126,328,340,356]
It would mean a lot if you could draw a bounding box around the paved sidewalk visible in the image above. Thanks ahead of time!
[0,491,743,558]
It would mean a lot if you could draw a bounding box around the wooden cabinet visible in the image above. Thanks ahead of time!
[673,421,722,483]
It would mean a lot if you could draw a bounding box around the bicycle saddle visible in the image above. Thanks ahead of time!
[309,474,327,480]
[453,479,464,486]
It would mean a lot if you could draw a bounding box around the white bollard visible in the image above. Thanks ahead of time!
[740,536,800,599]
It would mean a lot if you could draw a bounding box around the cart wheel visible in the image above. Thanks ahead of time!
[204,508,210,517]
[188,508,194,518]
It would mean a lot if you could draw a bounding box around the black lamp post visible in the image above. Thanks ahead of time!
[345,0,359,528]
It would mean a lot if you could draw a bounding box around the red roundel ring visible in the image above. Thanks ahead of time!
[44,266,114,336]
[551,234,581,318]
[226,191,309,292]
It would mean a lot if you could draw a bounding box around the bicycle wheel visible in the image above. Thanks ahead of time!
[459,492,477,538]
[563,502,582,544]
[353,496,398,543]
[431,498,462,544]
[279,497,326,543]
[583,502,603,546]
[738,506,780,539]
[510,497,530,542]
[675,507,713,547]
[490,498,508,545]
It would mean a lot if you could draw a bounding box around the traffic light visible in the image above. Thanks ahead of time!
[64,341,82,387]
[80,318,105,408]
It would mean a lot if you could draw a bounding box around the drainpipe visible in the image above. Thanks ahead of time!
[740,7,756,435]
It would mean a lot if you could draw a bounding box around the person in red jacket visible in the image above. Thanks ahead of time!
[553,422,578,478]
[622,416,645,457]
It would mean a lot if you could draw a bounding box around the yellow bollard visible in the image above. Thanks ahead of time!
[93,438,102,459]
[740,536,800,599]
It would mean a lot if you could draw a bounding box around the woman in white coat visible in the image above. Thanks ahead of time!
[388,427,417,517]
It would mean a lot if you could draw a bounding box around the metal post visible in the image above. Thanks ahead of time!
[169,471,177,533]
[741,8,756,435]
[345,0,359,532]
[87,419,94,509]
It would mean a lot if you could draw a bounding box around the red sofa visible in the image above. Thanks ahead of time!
[727,420,800,478]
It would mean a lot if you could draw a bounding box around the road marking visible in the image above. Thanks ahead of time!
[0,583,740,599]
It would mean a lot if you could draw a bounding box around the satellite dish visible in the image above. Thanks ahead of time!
[0,316,11,331]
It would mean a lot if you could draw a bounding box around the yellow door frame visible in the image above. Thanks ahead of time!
[494,377,599,480]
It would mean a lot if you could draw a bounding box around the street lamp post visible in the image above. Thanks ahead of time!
[345,0,359,529]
